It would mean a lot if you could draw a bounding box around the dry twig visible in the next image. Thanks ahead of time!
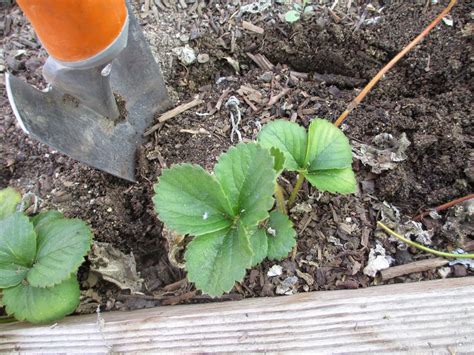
[413,193,474,221]
[334,0,458,127]
[242,21,264,34]
[144,96,203,136]
[381,258,449,281]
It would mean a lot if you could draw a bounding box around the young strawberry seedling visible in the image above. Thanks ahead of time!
[0,187,92,323]
[153,118,355,296]
[258,118,356,206]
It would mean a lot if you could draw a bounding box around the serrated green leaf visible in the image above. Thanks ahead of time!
[306,119,353,171]
[0,213,36,288]
[249,228,268,267]
[214,143,276,226]
[303,5,315,14]
[27,218,92,288]
[306,167,357,194]
[185,223,252,297]
[0,188,21,220]
[270,147,286,175]
[3,277,80,323]
[266,211,296,260]
[154,164,234,236]
[0,263,29,289]
[31,210,63,229]
[258,120,307,171]
[285,10,300,23]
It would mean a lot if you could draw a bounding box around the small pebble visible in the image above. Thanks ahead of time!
[258,71,273,83]
[453,264,468,277]
[173,45,196,66]
[437,266,451,279]
[197,53,210,64]
[179,33,190,43]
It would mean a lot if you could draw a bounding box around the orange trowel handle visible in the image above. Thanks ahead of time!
[16,0,127,63]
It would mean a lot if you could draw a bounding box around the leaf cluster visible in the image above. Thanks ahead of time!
[258,118,356,194]
[154,118,355,297]
[154,144,296,296]
[284,0,315,23]
[0,188,92,323]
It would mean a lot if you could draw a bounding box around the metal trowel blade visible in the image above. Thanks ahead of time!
[5,10,171,182]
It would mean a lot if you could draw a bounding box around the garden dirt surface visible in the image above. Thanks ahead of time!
[1,0,473,313]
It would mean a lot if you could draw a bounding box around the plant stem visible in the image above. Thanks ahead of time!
[377,221,474,259]
[288,173,305,207]
[413,193,474,221]
[334,0,457,128]
[274,183,287,215]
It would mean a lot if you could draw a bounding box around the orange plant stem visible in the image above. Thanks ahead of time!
[413,193,474,221]
[334,0,457,127]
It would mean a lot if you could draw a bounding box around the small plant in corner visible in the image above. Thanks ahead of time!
[153,118,355,297]
[284,0,315,24]
[0,187,92,323]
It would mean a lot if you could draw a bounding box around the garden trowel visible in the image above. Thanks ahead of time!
[6,0,171,181]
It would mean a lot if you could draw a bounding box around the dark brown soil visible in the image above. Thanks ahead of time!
[0,1,472,312]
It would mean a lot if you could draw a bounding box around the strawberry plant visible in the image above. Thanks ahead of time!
[258,118,356,205]
[0,187,92,323]
[153,118,355,297]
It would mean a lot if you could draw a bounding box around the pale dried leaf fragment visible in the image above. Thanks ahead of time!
[352,133,411,174]
[89,242,144,293]
[276,276,298,295]
[267,264,283,277]
[162,225,186,269]
[363,243,394,277]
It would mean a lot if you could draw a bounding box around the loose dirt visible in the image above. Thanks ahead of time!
[0,1,472,311]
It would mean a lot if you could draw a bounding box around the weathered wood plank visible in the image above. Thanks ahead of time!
[1,278,473,353]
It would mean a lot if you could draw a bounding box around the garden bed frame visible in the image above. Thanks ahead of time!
[1,277,473,352]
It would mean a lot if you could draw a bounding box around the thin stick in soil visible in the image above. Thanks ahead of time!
[381,257,449,281]
[334,0,457,127]
[144,96,204,136]
[413,193,474,221]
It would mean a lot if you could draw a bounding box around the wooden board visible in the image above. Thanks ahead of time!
[1,277,473,353]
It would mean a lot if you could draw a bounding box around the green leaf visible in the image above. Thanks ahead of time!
[306,119,353,171]
[31,210,63,229]
[249,228,268,267]
[285,10,301,23]
[0,213,36,288]
[306,167,357,194]
[0,263,30,290]
[270,147,286,175]
[27,218,92,287]
[266,211,296,260]
[303,5,315,14]
[214,143,276,227]
[0,188,21,220]
[258,120,307,171]
[3,277,80,323]
[154,164,234,236]
[185,223,252,297]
